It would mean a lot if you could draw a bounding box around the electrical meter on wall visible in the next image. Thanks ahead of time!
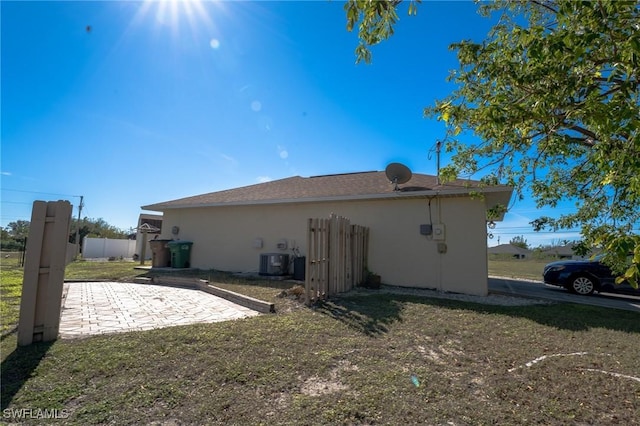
[433,224,445,241]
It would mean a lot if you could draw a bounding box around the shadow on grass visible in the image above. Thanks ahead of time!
[1,341,54,410]
[315,292,640,337]
[314,295,405,337]
[1,327,18,341]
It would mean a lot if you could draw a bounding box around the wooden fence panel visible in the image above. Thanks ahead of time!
[320,218,329,297]
[18,200,73,345]
[305,214,369,304]
[351,224,368,287]
[305,218,315,305]
[345,219,352,290]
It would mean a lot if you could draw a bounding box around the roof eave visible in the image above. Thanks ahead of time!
[142,186,513,212]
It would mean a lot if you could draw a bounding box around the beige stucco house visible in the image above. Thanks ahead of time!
[488,243,531,259]
[142,171,513,296]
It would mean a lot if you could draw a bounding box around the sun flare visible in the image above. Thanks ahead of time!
[133,0,219,36]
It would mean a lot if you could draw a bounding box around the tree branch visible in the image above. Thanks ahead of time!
[531,0,558,15]
[567,125,598,144]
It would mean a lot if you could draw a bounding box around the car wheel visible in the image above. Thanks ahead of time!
[569,275,596,295]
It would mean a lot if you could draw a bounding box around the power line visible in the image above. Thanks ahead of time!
[1,188,81,198]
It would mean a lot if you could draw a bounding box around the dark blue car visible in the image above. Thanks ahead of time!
[543,255,640,296]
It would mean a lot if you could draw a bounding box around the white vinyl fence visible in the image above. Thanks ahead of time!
[82,238,136,259]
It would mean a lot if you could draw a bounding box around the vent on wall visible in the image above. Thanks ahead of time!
[259,253,290,276]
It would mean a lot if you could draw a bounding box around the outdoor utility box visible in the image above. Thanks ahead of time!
[167,241,193,268]
[149,239,172,268]
[293,256,306,281]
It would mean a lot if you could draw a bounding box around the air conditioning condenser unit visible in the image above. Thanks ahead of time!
[259,253,290,276]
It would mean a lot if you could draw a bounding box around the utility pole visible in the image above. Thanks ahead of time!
[74,195,84,258]
[435,140,442,185]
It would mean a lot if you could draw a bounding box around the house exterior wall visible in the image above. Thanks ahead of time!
[157,196,490,295]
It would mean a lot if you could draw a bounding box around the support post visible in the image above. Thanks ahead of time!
[140,230,148,265]
[74,195,83,259]
[18,200,72,346]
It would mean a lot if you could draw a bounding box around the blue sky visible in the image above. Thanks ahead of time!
[1,0,580,247]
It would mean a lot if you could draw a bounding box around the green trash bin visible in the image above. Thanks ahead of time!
[167,241,193,268]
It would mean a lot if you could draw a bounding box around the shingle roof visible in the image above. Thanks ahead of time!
[487,244,531,255]
[142,171,510,211]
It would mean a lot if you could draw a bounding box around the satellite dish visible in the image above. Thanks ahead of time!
[385,163,412,190]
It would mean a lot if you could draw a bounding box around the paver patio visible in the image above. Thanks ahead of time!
[59,281,260,338]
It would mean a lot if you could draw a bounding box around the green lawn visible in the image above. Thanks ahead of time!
[488,257,550,281]
[2,255,639,424]
[0,264,22,336]
[63,259,150,282]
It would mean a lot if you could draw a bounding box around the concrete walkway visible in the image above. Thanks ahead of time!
[59,282,260,338]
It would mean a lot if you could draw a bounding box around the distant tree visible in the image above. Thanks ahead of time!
[344,0,640,286]
[69,217,129,245]
[2,217,128,245]
[4,220,30,239]
[0,226,23,251]
[550,238,572,248]
[509,235,530,250]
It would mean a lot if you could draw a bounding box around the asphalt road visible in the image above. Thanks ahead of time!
[488,276,640,313]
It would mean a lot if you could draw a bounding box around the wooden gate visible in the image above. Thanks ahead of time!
[305,214,369,304]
